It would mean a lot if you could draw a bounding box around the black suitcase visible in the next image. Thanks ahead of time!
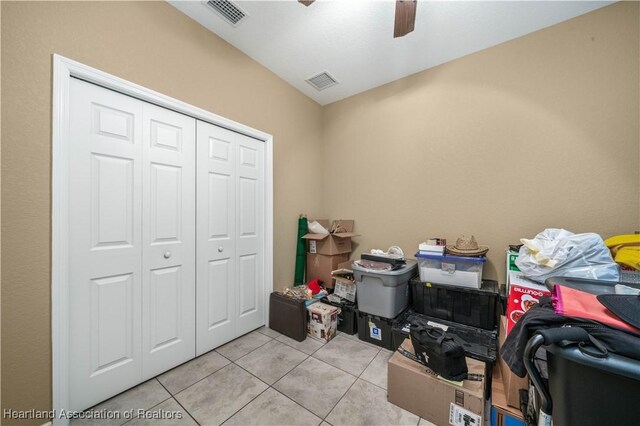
[269,292,307,342]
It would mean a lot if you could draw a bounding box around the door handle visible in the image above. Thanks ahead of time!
[164,251,172,259]
[218,246,224,253]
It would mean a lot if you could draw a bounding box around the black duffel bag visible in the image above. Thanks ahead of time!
[410,324,468,381]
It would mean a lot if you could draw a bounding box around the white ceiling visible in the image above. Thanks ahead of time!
[170,0,613,105]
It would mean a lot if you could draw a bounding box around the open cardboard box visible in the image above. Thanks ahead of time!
[302,219,359,255]
[307,253,349,288]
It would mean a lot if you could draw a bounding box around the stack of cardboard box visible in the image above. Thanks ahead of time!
[302,219,358,288]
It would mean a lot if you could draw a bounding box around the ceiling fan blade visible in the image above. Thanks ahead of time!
[299,0,315,6]
[394,0,417,38]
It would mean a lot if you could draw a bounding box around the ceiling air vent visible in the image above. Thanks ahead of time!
[305,72,338,91]
[206,0,247,26]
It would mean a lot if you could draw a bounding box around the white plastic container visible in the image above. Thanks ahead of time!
[353,259,417,318]
[415,252,485,289]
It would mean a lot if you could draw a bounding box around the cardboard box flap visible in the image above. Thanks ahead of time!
[332,232,360,239]
[330,219,354,233]
[302,219,359,240]
[302,219,331,240]
[301,233,330,241]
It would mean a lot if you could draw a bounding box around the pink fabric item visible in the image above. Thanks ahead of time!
[552,285,640,333]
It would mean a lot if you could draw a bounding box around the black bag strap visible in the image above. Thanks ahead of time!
[425,327,446,344]
[536,326,608,358]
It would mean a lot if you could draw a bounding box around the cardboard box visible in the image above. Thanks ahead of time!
[491,365,525,426]
[307,253,349,288]
[505,249,520,288]
[306,302,338,342]
[506,271,551,334]
[498,316,529,409]
[302,219,359,255]
[388,339,485,426]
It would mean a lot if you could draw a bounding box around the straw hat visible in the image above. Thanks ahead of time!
[446,235,489,257]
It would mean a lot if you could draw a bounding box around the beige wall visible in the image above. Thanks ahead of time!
[1,1,639,422]
[1,1,324,422]
[323,1,640,281]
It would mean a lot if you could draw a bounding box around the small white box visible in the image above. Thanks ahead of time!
[415,252,485,289]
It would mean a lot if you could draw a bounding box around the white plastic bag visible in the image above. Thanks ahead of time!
[515,228,619,283]
[307,220,329,234]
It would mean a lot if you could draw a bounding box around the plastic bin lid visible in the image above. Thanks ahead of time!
[414,252,486,263]
[351,258,417,275]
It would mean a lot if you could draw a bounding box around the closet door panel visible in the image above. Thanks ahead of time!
[68,78,144,412]
[142,104,196,379]
[196,122,238,355]
[236,135,265,335]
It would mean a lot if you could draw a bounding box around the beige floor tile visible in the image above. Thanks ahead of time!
[276,334,325,355]
[419,418,437,426]
[273,357,356,418]
[175,364,268,425]
[123,398,196,426]
[337,331,384,350]
[312,335,379,376]
[326,379,419,426]
[215,330,272,361]
[256,325,282,338]
[223,388,321,425]
[71,379,170,426]
[235,340,308,385]
[360,349,393,390]
[157,350,230,394]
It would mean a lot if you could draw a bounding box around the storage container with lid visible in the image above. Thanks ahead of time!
[415,252,486,289]
[353,258,417,318]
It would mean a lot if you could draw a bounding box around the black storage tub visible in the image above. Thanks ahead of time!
[391,309,497,363]
[356,309,399,350]
[322,299,358,335]
[410,278,498,330]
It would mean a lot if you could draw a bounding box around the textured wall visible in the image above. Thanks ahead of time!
[323,1,639,281]
[1,2,323,422]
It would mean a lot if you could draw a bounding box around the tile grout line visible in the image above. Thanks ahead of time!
[155,379,201,426]
[217,332,275,362]
[265,381,328,424]
[162,355,234,397]
[310,337,382,380]
[320,341,383,422]
[117,394,175,426]
[217,383,271,426]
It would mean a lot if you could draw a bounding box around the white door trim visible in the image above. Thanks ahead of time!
[52,54,274,424]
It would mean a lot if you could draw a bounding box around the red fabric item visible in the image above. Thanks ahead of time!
[552,285,639,333]
[307,279,322,294]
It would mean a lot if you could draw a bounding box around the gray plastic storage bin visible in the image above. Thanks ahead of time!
[354,259,417,318]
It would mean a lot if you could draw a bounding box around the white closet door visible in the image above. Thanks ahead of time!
[68,79,197,410]
[68,78,144,411]
[196,122,265,354]
[141,104,196,379]
[235,134,265,335]
[196,122,238,354]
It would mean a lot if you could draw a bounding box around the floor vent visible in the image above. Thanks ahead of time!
[305,72,339,91]
[206,0,247,26]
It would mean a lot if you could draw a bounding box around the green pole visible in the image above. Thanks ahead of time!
[294,214,308,286]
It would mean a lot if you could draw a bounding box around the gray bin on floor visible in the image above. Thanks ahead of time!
[354,259,417,318]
